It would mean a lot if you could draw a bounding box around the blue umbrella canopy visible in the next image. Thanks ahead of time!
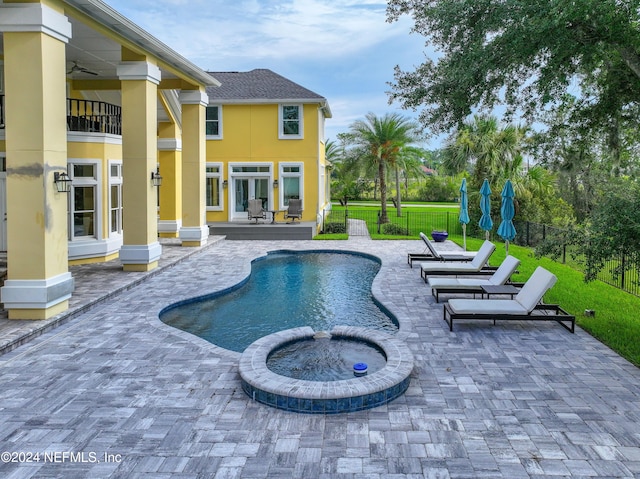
[459,179,470,250]
[478,179,493,240]
[497,180,516,253]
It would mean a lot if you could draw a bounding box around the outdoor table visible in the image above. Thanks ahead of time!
[480,284,519,299]
[268,209,286,224]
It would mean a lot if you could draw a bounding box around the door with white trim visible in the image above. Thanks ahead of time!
[232,177,269,220]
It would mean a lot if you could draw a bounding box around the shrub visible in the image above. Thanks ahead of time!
[323,222,347,234]
[417,175,459,202]
[381,223,409,236]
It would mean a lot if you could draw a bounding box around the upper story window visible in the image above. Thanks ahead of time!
[279,104,303,139]
[206,105,222,139]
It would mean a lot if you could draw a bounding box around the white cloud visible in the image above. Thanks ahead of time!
[103,0,441,146]
[106,0,411,69]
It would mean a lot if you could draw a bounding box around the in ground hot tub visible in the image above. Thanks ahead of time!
[239,326,414,414]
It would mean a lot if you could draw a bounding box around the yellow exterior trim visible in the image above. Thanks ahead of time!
[123,261,158,272]
[182,240,204,247]
[69,252,119,266]
[8,300,69,321]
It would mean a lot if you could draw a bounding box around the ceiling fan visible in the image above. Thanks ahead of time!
[67,61,98,76]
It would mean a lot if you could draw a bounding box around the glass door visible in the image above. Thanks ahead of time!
[232,177,270,220]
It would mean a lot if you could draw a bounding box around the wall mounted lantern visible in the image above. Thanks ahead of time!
[151,170,163,187]
[222,180,228,189]
[53,172,72,193]
[273,179,279,188]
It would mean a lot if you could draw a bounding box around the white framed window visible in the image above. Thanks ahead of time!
[279,104,303,139]
[206,162,223,210]
[279,162,303,207]
[108,161,123,235]
[68,160,100,241]
[206,105,222,139]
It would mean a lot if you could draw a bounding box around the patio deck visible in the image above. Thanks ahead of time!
[209,222,315,240]
[0,236,639,478]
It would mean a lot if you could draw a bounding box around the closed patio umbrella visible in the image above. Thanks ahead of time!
[479,179,493,240]
[497,180,516,254]
[459,178,470,250]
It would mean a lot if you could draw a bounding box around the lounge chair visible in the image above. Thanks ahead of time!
[428,255,521,302]
[407,232,478,267]
[284,199,303,223]
[248,199,266,223]
[443,266,575,332]
[419,241,497,282]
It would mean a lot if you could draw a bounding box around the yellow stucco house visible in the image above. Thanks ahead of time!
[0,0,217,320]
[201,69,332,240]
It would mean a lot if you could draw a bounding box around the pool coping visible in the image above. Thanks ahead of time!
[238,325,415,414]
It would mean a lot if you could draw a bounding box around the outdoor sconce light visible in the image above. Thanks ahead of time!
[53,172,72,193]
[273,179,279,188]
[222,180,228,188]
[151,170,163,187]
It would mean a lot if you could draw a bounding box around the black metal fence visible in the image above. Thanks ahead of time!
[321,209,466,237]
[322,208,640,296]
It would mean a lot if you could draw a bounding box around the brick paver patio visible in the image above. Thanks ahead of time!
[0,237,639,478]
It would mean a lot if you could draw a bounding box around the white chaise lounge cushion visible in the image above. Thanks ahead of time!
[447,266,557,316]
[448,298,529,315]
[420,240,495,273]
[428,277,492,289]
[428,256,520,289]
[419,232,477,259]
[514,266,557,311]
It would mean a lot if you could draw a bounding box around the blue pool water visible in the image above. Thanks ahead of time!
[160,251,398,352]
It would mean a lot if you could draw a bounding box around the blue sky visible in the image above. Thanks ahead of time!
[103,0,439,147]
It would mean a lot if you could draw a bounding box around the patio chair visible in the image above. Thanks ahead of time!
[407,232,478,267]
[443,266,575,332]
[419,240,497,282]
[248,199,266,223]
[428,255,521,302]
[284,199,303,223]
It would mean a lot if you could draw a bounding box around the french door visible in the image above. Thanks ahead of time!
[232,177,270,220]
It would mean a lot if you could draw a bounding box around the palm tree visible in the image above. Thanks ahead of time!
[348,112,419,223]
[392,146,427,216]
[443,115,528,189]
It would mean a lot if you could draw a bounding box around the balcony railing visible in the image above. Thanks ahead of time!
[67,98,122,135]
[0,95,122,135]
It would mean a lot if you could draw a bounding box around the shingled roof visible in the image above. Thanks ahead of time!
[205,69,331,116]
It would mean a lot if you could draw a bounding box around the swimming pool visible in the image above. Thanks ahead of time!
[160,250,398,352]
